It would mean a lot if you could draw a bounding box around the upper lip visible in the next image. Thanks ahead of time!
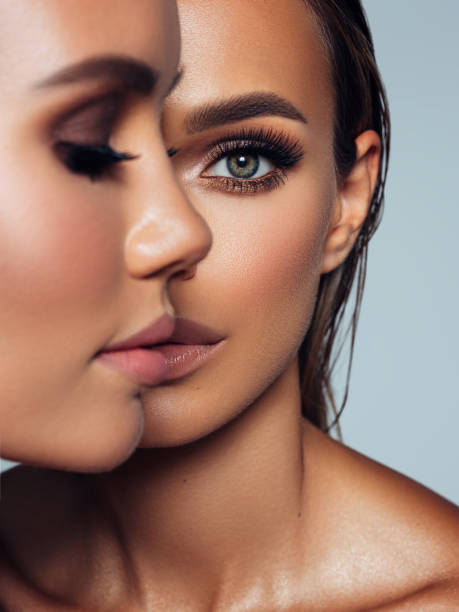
[168,317,224,345]
[101,313,175,352]
[100,315,224,353]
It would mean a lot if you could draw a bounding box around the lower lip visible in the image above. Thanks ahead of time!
[157,342,223,381]
[97,348,168,386]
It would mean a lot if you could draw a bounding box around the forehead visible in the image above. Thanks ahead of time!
[0,0,179,92]
[174,0,333,128]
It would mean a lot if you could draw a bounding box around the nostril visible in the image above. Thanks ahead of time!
[173,264,197,282]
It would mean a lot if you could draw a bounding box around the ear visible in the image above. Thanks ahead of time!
[321,130,381,274]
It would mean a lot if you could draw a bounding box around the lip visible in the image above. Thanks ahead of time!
[168,317,224,345]
[103,313,175,351]
[157,317,226,382]
[96,315,224,386]
[96,313,175,386]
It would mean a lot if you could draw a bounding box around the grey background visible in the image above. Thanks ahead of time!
[339,0,459,504]
[2,1,459,505]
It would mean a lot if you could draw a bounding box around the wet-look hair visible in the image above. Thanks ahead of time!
[298,0,390,433]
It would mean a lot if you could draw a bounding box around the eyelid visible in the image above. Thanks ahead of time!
[200,127,304,172]
[52,92,122,145]
[166,126,304,198]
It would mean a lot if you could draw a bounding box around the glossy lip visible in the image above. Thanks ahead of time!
[96,315,225,385]
[156,317,226,382]
[96,313,175,386]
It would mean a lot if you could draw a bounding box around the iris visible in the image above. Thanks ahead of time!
[227,153,259,178]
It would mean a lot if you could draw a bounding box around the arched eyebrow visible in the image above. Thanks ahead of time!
[34,55,159,95]
[184,92,307,134]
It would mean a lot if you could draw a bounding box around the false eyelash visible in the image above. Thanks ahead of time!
[55,142,138,182]
[200,126,304,195]
[204,126,304,171]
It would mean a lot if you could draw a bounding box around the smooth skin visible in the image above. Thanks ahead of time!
[2,1,459,610]
[0,0,211,473]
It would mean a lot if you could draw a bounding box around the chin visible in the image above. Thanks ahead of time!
[137,414,223,449]
[63,404,145,472]
[136,371,281,449]
[137,398,236,449]
[2,396,144,474]
[67,433,143,473]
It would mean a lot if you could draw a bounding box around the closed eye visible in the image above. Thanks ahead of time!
[55,142,138,182]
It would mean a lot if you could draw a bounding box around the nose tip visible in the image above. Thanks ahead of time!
[124,184,212,281]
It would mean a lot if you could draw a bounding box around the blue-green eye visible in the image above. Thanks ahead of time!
[208,151,274,180]
[198,127,304,194]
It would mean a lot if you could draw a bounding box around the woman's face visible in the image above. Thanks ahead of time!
[0,0,211,471]
[139,0,351,446]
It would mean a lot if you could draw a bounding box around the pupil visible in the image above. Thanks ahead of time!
[227,152,259,178]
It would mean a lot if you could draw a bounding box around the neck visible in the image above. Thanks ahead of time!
[93,360,306,600]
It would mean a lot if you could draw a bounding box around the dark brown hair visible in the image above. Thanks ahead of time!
[298,0,390,433]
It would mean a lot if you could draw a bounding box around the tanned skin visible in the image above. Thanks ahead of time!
[1,1,459,610]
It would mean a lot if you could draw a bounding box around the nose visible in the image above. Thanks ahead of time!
[124,152,212,282]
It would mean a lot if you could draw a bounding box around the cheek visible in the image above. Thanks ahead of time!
[201,179,333,347]
[0,178,121,322]
[0,162,145,470]
[0,157,124,374]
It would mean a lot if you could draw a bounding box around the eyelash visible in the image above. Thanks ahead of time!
[55,142,137,182]
[56,127,303,189]
[202,127,304,194]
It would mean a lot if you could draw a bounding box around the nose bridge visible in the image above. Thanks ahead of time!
[124,152,212,280]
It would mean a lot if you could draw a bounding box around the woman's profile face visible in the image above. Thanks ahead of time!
[0,0,211,471]
[138,0,376,446]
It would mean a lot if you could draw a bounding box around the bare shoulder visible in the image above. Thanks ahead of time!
[302,423,459,609]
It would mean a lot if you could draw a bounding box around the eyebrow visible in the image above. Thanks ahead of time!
[34,55,159,95]
[184,92,307,134]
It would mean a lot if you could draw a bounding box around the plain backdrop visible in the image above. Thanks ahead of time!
[1,1,458,505]
[338,0,459,504]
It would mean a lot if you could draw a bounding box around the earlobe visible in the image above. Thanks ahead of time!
[321,130,381,274]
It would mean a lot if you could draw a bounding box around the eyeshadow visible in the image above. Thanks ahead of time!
[53,93,120,145]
